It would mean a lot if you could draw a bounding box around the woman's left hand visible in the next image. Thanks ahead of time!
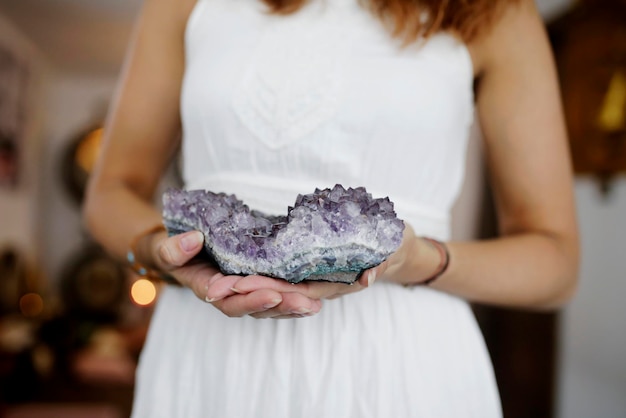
[209,270,375,319]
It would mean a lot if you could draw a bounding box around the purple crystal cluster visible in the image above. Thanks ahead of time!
[162,185,404,283]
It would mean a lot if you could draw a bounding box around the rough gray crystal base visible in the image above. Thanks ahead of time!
[162,185,404,284]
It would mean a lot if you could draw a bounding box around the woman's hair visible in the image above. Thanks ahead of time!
[261,0,518,43]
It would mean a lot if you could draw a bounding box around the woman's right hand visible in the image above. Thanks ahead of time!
[147,230,322,318]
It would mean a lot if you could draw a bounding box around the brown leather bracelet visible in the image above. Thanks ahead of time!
[126,224,179,285]
[419,237,450,285]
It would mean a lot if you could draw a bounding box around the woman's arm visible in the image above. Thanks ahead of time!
[445,0,579,308]
[84,0,191,256]
[382,0,579,309]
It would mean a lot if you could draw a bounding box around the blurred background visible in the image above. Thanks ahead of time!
[0,0,624,417]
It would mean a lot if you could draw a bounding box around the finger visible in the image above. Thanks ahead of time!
[233,276,353,300]
[232,274,365,300]
[358,265,381,287]
[168,263,223,301]
[296,280,363,300]
[205,273,291,303]
[231,275,298,294]
[213,289,283,318]
[250,293,322,318]
[261,312,320,319]
[157,231,205,269]
[205,274,248,302]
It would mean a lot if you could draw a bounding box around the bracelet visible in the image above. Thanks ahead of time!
[127,224,179,285]
[419,237,450,285]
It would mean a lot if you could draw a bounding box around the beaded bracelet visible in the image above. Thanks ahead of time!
[419,237,450,285]
[127,224,179,285]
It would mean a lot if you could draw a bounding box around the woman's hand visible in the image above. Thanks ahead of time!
[147,230,324,319]
[226,270,374,318]
[363,223,439,286]
[371,223,417,284]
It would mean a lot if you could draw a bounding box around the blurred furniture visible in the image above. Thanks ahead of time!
[549,0,626,193]
[4,404,122,418]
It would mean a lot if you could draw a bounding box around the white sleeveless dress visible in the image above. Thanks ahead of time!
[132,0,501,416]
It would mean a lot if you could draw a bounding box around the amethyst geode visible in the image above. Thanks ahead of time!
[162,185,404,284]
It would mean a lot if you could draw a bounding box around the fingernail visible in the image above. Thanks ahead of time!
[230,287,243,294]
[292,307,312,315]
[367,270,377,287]
[262,298,282,309]
[205,295,224,303]
[181,231,204,252]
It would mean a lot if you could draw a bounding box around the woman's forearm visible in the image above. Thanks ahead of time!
[392,232,578,309]
[84,180,163,262]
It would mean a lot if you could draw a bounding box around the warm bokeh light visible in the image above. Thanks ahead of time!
[76,127,103,173]
[597,71,626,132]
[130,279,157,306]
[19,293,44,317]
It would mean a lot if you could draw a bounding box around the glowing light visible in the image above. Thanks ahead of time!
[597,71,626,132]
[19,293,44,317]
[130,279,157,306]
[76,127,103,173]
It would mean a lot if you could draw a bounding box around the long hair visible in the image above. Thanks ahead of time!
[261,0,518,43]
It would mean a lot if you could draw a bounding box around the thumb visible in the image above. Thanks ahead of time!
[157,230,204,269]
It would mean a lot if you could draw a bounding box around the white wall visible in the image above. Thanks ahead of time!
[557,178,626,418]
[535,0,572,20]
[40,73,118,286]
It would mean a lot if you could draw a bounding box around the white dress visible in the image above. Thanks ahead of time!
[132,0,501,416]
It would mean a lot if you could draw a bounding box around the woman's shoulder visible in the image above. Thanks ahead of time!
[181,0,199,24]
[466,0,545,79]
[138,0,198,32]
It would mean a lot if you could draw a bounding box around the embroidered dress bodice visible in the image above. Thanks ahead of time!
[181,0,474,239]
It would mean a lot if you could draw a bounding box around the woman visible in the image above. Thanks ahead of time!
[84,0,579,416]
